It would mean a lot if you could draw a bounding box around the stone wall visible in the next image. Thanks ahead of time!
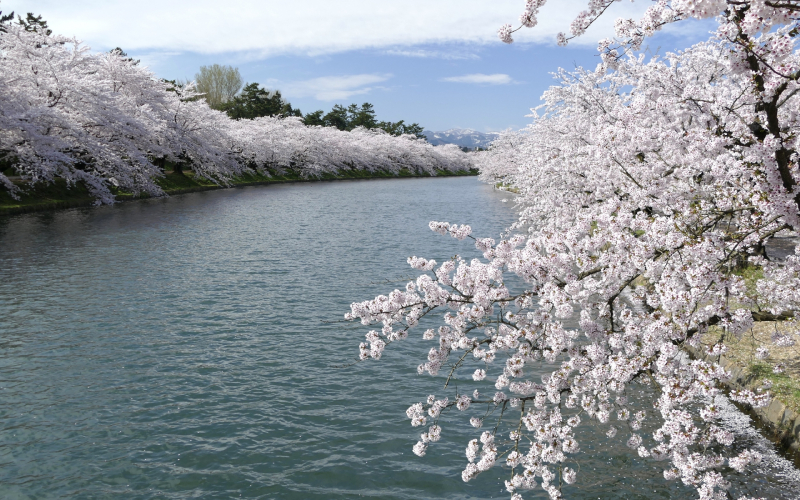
[685,345,800,458]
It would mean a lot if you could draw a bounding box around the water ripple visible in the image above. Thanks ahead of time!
[0,178,797,499]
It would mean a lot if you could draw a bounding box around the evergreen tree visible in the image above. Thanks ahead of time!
[110,47,140,66]
[303,110,325,127]
[322,104,349,130]
[313,102,423,138]
[348,103,377,129]
[376,119,424,139]
[279,101,302,118]
[18,12,50,35]
[0,7,14,30]
[223,83,300,120]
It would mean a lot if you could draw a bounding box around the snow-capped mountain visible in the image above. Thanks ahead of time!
[422,128,500,149]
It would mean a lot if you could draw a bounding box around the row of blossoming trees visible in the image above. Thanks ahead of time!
[348,1,800,499]
[0,21,469,205]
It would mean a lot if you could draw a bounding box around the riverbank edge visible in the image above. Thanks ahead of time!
[0,167,478,216]
[683,345,800,462]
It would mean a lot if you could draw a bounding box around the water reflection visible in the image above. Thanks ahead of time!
[0,177,797,499]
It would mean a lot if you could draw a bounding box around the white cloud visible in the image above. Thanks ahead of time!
[132,51,183,71]
[284,74,392,101]
[3,0,655,55]
[441,73,515,85]
[384,49,479,60]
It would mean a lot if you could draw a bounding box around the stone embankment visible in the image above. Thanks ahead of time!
[685,344,800,461]
[0,168,478,216]
[687,236,800,462]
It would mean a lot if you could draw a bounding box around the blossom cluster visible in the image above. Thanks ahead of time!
[0,22,471,204]
[350,2,800,498]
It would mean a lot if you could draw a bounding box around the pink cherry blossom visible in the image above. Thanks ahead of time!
[350,3,800,498]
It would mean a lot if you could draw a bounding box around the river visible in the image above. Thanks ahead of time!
[1,177,798,499]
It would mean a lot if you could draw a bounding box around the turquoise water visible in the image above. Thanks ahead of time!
[0,177,797,499]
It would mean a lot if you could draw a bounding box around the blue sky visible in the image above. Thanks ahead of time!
[4,0,713,131]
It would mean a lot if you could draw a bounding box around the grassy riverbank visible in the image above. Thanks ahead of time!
[692,324,800,465]
[699,322,800,414]
[688,260,800,461]
[0,167,478,216]
[694,264,800,413]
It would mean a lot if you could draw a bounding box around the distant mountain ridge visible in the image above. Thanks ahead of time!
[422,128,500,149]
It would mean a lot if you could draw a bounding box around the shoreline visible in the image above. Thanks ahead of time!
[684,344,800,468]
[0,167,478,216]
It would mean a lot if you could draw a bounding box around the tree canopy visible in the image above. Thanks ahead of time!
[0,15,469,204]
[17,12,50,35]
[216,78,426,139]
[347,2,800,500]
[221,83,301,120]
[304,102,425,138]
[194,64,243,110]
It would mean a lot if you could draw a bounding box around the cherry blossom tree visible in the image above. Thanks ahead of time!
[0,20,470,204]
[347,2,800,499]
